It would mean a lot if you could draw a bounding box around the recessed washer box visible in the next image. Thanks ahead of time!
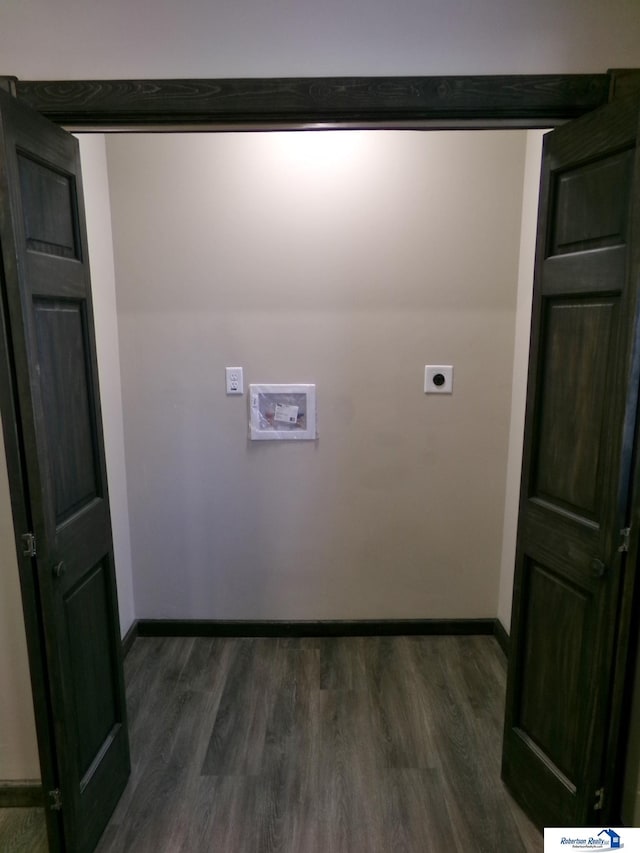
[425,365,454,394]
[249,384,317,440]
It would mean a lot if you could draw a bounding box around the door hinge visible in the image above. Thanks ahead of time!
[594,786,605,811]
[618,527,631,553]
[21,532,37,557]
[48,788,62,811]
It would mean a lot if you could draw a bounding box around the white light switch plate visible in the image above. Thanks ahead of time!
[225,367,244,395]
[425,365,453,394]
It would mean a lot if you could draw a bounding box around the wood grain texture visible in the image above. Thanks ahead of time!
[609,69,640,101]
[533,298,617,520]
[503,92,640,829]
[0,808,48,852]
[14,75,609,128]
[0,87,130,853]
[96,635,541,853]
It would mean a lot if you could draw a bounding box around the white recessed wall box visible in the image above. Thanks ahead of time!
[424,365,454,394]
[249,384,317,440]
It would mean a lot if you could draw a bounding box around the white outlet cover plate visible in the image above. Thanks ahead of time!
[225,366,244,395]
[425,365,453,394]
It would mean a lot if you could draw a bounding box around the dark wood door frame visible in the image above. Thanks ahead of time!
[7,72,626,129]
[0,69,638,848]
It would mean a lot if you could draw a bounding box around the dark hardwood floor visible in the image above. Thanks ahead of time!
[0,807,47,852]
[94,634,541,853]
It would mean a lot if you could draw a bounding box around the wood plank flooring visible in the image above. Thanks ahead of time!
[95,635,542,853]
[0,807,48,852]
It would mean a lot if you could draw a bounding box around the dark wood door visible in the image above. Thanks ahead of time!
[502,94,640,827]
[0,90,129,851]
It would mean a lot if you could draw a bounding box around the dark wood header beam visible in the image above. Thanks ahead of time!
[14,74,610,128]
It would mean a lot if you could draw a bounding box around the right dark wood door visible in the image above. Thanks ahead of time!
[502,93,640,827]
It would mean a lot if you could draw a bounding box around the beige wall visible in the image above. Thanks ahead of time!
[107,130,526,620]
[497,129,546,632]
[0,0,638,78]
[77,134,136,638]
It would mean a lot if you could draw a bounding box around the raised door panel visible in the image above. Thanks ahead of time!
[64,559,121,788]
[532,297,618,522]
[517,560,592,786]
[17,152,81,260]
[33,299,100,525]
[549,149,634,256]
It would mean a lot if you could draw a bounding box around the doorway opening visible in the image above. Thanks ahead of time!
[0,125,544,846]
[3,115,640,848]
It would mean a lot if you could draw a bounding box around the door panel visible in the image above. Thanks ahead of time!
[549,149,633,255]
[533,297,618,520]
[34,298,100,523]
[0,88,129,852]
[503,93,640,827]
[17,152,81,259]
[65,560,120,783]
[519,560,591,781]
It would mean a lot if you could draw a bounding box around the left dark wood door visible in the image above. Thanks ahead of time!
[0,89,129,852]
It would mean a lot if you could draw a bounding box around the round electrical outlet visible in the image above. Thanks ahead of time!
[424,365,453,394]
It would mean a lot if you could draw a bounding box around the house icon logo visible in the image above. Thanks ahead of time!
[598,829,622,849]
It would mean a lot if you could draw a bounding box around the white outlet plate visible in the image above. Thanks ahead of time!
[425,365,453,394]
[225,366,244,395]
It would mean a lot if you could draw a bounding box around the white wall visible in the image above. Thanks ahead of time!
[0,0,638,78]
[77,134,136,637]
[496,129,546,632]
[107,129,526,620]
